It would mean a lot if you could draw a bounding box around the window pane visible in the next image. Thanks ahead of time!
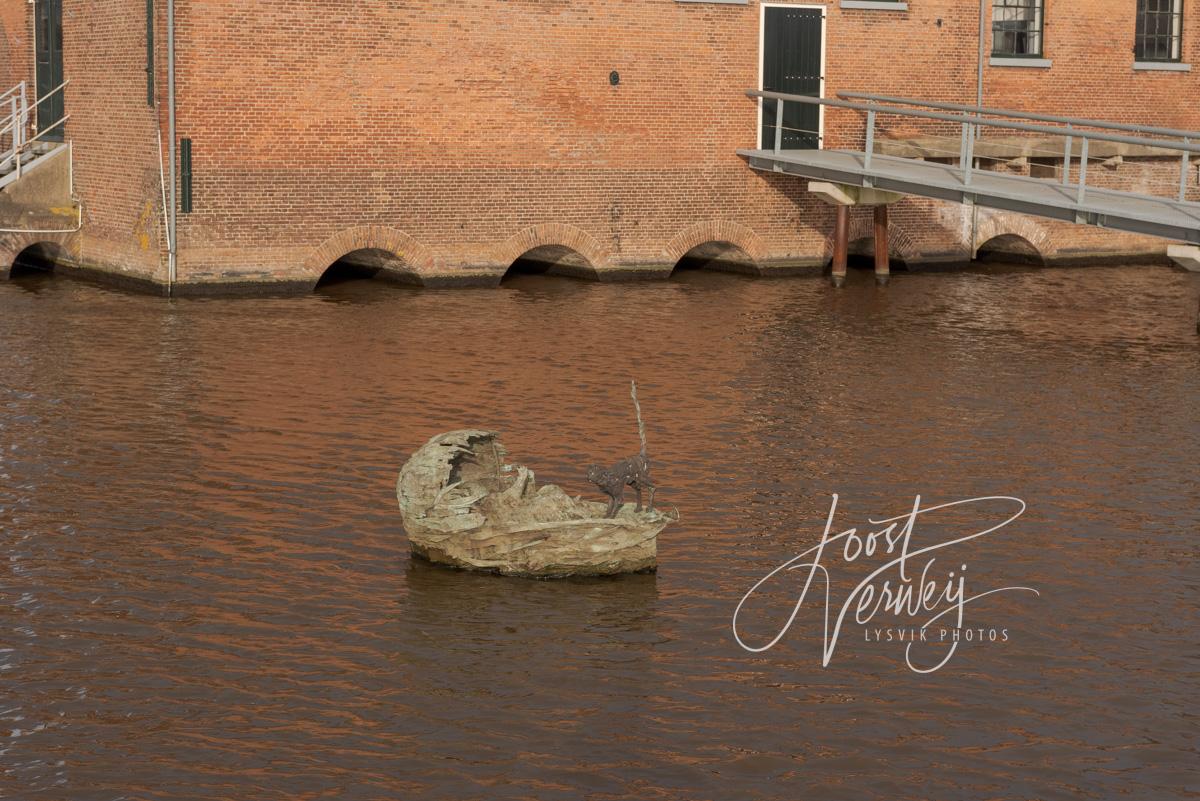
[992,0,1044,56]
[36,6,48,60]
[1135,0,1184,62]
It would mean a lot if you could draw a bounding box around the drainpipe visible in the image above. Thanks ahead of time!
[166,0,177,295]
[977,0,985,111]
[970,0,985,260]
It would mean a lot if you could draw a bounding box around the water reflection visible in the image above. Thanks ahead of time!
[1,265,1197,799]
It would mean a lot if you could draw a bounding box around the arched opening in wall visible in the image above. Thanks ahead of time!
[836,238,909,272]
[10,242,67,279]
[975,234,1044,266]
[502,245,595,282]
[671,241,757,276]
[315,248,420,289]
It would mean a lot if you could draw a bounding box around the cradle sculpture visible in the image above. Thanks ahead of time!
[396,429,676,578]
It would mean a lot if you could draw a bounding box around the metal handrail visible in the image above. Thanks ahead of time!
[35,79,69,108]
[0,83,23,168]
[27,114,71,146]
[747,90,1200,154]
[0,79,71,180]
[26,113,69,143]
[29,79,70,142]
[746,89,1200,204]
[839,91,1200,141]
[30,77,69,134]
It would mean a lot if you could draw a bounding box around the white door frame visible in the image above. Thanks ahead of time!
[758,3,827,150]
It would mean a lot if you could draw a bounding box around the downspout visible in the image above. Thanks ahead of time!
[167,0,177,295]
[971,0,985,260]
[977,0,985,111]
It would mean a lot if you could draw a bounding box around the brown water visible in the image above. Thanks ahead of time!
[1,265,1198,801]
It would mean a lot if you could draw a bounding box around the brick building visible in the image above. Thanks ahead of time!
[0,0,1196,294]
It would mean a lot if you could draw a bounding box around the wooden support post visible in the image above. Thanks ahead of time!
[831,204,849,287]
[873,204,890,286]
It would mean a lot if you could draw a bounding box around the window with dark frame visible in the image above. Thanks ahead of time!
[180,138,193,214]
[992,0,1044,57]
[1135,0,1184,62]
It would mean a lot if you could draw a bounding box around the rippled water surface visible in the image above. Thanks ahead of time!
[2,265,1198,800]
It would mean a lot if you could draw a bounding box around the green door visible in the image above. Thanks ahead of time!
[761,7,823,150]
[35,0,64,141]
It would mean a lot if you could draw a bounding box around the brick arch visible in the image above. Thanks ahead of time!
[663,220,768,265]
[973,213,1053,258]
[0,232,78,277]
[496,223,610,271]
[301,225,434,284]
[821,212,920,263]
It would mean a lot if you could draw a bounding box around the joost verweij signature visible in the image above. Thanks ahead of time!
[732,494,1040,674]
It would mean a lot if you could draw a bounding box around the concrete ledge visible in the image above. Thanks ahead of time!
[172,279,315,297]
[1134,61,1191,72]
[674,256,826,278]
[841,0,907,9]
[755,259,827,277]
[1167,244,1200,271]
[595,265,674,282]
[990,57,1052,69]
[28,258,167,295]
[1045,250,1170,267]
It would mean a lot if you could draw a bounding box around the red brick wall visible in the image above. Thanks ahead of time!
[66,0,166,282]
[986,0,1200,127]
[0,1,166,283]
[5,1,1197,289]
[0,3,29,91]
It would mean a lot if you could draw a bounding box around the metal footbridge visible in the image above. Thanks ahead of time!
[738,91,1200,246]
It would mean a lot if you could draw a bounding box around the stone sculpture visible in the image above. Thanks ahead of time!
[396,428,676,578]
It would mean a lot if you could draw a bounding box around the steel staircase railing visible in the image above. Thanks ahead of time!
[0,79,71,181]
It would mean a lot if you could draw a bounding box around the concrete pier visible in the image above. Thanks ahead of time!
[832,205,849,287]
[874,205,890,286]
[810,182,902,288]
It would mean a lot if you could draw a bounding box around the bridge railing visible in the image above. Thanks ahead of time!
[839,92,1200,143]
[746,89,1200,207]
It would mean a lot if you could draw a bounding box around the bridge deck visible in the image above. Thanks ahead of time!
[738,148,1200,245]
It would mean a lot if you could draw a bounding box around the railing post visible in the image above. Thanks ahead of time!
[8,95,15,159]
[962,121,975,186]
[1180,137,1190,202]
[1062,124,1073,186]
[13,94,21,179]
[774,98,784,154]
[1076,136,1089,205]
[863,109,875,171]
